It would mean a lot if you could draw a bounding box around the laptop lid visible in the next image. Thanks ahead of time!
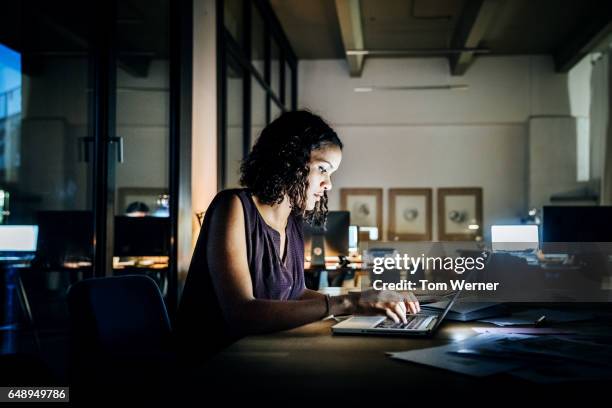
[429,288,462,331]
[427,250,492,331]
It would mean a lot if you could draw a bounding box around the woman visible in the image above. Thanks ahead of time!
[176,111,419,356]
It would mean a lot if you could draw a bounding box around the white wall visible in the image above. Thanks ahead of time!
[299,56,590,240]
[528,117,592,209]
[192,0,218,219]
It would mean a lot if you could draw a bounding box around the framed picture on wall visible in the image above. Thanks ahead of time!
[340,188,383,240]
[437,187,483,241]
[388,188,432,241]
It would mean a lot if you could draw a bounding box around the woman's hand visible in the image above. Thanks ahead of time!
[350,290,421,324]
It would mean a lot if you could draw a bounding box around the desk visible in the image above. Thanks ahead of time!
[193,311,612,403]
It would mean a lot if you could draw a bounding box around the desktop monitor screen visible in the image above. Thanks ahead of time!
[491,225,539,252]
[542,206,612,242]
[348,225,359,252]
[0,225,38,252]
[36,211,93,268]
[114,216,170,257]
[303,211,350,263]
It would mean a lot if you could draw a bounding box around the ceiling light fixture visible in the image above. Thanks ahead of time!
[354,84,469,92]
[346,48,490,56]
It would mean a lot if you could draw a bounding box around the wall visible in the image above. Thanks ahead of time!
[298,55,591,240]
[192,0,218,250]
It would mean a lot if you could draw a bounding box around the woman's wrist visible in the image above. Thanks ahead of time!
[329,294,355,315]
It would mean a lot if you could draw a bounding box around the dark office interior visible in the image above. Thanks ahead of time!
[2,0,612,404]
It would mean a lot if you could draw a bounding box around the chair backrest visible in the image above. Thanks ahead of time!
[66,275,172,357]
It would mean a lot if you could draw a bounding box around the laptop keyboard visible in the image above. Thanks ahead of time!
[375,315,429,330]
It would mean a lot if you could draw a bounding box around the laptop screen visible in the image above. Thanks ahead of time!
[491,225,539,252]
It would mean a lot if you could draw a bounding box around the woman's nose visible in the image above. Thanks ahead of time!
[321,176,332,191]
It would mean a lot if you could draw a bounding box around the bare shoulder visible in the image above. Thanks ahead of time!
[207,190,245,233]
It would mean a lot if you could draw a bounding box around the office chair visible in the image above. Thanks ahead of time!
[66,275,176,400]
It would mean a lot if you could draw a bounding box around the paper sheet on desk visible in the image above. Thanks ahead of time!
[472,327,576,335]
[388,334,529,377]
[469,335,612,368]
[478,308,594,326]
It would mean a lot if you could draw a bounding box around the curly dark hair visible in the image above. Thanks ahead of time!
[240,110,343,227]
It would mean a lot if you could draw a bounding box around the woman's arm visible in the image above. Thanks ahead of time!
[206,194,418,337]
[298,288,325,300]
[206,195,353,337]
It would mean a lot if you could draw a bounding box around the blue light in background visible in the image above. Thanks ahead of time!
[0,43,22,119]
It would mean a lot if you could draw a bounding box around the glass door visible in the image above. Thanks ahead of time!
[1,0,183,356]
[0,0,97,348]
[110,0,171,294]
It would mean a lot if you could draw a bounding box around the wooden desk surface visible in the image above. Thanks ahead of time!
[191,317,611,403]
[196,320,529,400]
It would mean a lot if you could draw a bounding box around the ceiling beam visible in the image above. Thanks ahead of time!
[448,0,498,76]
[554,4,612,73]
[335,0,365,77]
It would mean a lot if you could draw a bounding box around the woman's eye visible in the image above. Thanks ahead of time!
[318,166,327,173]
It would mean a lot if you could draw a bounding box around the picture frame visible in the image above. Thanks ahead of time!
[437,187,483,241]
[340,188,383,240]
[388,188,432,241]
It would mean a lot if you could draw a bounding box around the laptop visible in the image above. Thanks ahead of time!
[331,289,462,337]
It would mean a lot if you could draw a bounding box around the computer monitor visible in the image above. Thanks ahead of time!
[542,206,612,242]
[303,211,350,266]
[114,216,170,257]
[491,225,539,252]
[36,211,93,269]
[348,225,359,253]
[0,225,38,261]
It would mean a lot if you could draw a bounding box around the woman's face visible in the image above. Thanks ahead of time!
[305,145,342,211]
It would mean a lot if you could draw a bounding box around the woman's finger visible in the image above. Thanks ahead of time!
[398,300,407,316]
[386,308,400,324]
[394,302,407,324]
[406,300,417,315]
[405,292,421,313]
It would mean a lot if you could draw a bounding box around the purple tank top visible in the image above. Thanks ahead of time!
[235,189,306,300]
[176,189,305,356]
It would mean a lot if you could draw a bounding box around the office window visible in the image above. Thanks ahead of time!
[224,0,244,49]
[270,38,281,98]
[219,0,297,190]
[251,3,265,78]
[251,76,266,148]
[271,100,282,124]
[225,55,244,188]
[285,61,293,110]
[0,43,21,186]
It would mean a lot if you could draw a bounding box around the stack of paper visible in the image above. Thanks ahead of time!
[478,308,594,326]
[388,334,529,377]
[389,333,612,382]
